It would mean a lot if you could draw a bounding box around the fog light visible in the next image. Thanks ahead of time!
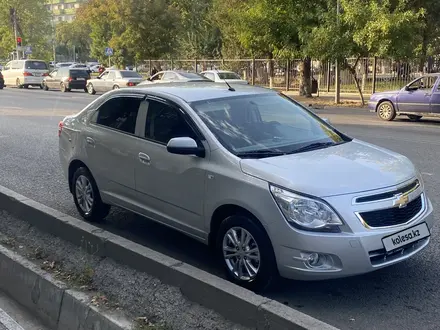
[302,252,334,270]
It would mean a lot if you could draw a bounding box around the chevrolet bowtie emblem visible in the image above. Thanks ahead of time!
[393,193,410,208]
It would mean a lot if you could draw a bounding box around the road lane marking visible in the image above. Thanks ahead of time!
[422,172,434,176]
[0,308,24,330]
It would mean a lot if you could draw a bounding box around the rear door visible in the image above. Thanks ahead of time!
[85,94,145,204]
[105,71,116,91]
[430,77,440,114]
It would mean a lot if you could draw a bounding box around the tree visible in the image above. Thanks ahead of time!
[0,0,51,60]
[56,21,91,62]
[307,0,423,104]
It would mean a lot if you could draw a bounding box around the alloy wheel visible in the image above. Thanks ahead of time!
[222,227,261,281]
[75,175,94,215]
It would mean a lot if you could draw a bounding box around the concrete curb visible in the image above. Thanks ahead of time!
[0,185,339,330]
[0,244,132,330]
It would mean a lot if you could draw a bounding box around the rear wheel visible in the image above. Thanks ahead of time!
[407,115,422,122]
[72,167,110,222]
[60,83,70,92]
[377,101,396,121]
[216,214,277,292]
[87,83,96,95]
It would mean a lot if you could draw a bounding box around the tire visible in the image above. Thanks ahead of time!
[42,82,49,91]
[113,85,119,90]
[84,87,88,93]
[376,101,396,121]
[72,167,110,222]
[87,83,96,95]
[407,115,422,122]
[60,83,69,92]
[216,214,277,292]
[16,78,23,89]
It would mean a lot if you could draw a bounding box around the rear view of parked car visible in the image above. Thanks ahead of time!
[1,60,49,88]
[42,67,90,92]
[86,70,144,94]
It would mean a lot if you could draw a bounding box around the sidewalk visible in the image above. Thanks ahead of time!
[283,91,369,108]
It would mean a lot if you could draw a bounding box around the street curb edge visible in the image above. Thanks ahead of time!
[0,185,339,330]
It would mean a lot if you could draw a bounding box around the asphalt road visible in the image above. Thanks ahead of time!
[1,87,440,330]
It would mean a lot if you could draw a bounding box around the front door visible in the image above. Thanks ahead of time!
[85,95,144,204]
[133,98,208,239]
[430,77,440,114]
[397,76,436,113]
[94,71,109,92]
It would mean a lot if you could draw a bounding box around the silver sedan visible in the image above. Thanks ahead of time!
[86,70,145,94]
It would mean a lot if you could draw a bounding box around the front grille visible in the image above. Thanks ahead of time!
[356,179,419,203]
[359,195,423,228]
[369,237,429,266]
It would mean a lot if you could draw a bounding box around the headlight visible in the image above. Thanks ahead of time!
[270,185,343,231]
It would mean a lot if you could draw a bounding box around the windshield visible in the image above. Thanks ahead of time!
[25,61,48,70]
[191,93,350,158]
[218,72,241,80]
[120,71,142,78]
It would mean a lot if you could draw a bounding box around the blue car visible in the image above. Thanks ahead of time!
[368,73,440,121]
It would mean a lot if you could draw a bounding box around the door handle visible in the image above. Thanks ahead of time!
[85,137,95,147]
[138,152,151,165]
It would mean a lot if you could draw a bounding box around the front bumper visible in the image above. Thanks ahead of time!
[273,185,435,281]
[368,101,378,112]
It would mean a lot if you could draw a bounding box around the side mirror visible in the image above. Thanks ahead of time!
[167,137,205,157]
[96,76,101,79]
[322,117,331,125]
[404,86,409,91]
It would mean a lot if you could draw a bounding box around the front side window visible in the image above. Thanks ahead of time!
[108,71,116,80]
[407,76,437,91]
[99,71,109,79]
[191,93,349,158]
[95,97,142,134]
[50,70,58,77]
[145,100,197,144]
[150,72,163,81]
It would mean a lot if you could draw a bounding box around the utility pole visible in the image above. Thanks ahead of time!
[334,0,341,104]
[12,8,19,60]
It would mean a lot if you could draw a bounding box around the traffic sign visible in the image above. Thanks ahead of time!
[105,47,113,56]
[24,46,32,55]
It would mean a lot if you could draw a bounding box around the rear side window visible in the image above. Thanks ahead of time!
[25,61,48,70]
[95,97,142,134]
[70,69,90,78]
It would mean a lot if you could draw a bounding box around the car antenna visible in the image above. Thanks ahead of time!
[215,68,235,92]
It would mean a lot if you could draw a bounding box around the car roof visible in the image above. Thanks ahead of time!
[121,82,277,103]
[202,70,235,73]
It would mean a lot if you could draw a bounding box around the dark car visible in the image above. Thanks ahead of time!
[0,70,4,89]
[369,73,440,121]
[42,67,91,92]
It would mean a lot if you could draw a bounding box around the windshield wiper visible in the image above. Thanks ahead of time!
[291,142,338,154]
[236,150,286,158]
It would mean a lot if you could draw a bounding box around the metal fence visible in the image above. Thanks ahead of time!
[138,57,440,94]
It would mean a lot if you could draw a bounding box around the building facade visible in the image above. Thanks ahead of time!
[46,0,86,23]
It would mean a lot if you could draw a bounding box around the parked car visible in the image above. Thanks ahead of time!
[0,70,4,89]
[369,73,440,121]
[86,70,144,95]
[59,82,434,291]
[200,70,249,85]
[2,59,49,88]
[138,70,210,85]
[42,67,90,92]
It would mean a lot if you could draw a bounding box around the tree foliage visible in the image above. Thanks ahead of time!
[0,0,51,60]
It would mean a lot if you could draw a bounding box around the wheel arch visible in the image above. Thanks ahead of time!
[208,204,273,250]
[375,98,395,112]
[68,159,91,193]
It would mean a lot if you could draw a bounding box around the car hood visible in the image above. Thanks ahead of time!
[240,140,416,197]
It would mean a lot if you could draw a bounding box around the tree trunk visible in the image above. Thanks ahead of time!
[299,57,312,97]
[345,56,365,106]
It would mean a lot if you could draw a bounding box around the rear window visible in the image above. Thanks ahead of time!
[218,72,241,80]
[120,71,142,78]
[25,61,48,70]
[70,69,90,78]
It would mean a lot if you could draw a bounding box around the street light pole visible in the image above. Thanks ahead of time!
[335,0,341,104]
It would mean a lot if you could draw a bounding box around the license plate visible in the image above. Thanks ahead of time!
[382,223,430,252]
[34,73,41,77]
[77,78,85,80]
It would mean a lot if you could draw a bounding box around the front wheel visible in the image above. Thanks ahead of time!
[113,85,119,90]
[216,215,277,292]
[407,115,422,122]
[377,101,396,121]
[72,167,110,222]
[42,82,49,91]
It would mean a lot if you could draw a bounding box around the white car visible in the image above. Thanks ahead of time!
[200,70,249,85]
[2,59,49,88]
